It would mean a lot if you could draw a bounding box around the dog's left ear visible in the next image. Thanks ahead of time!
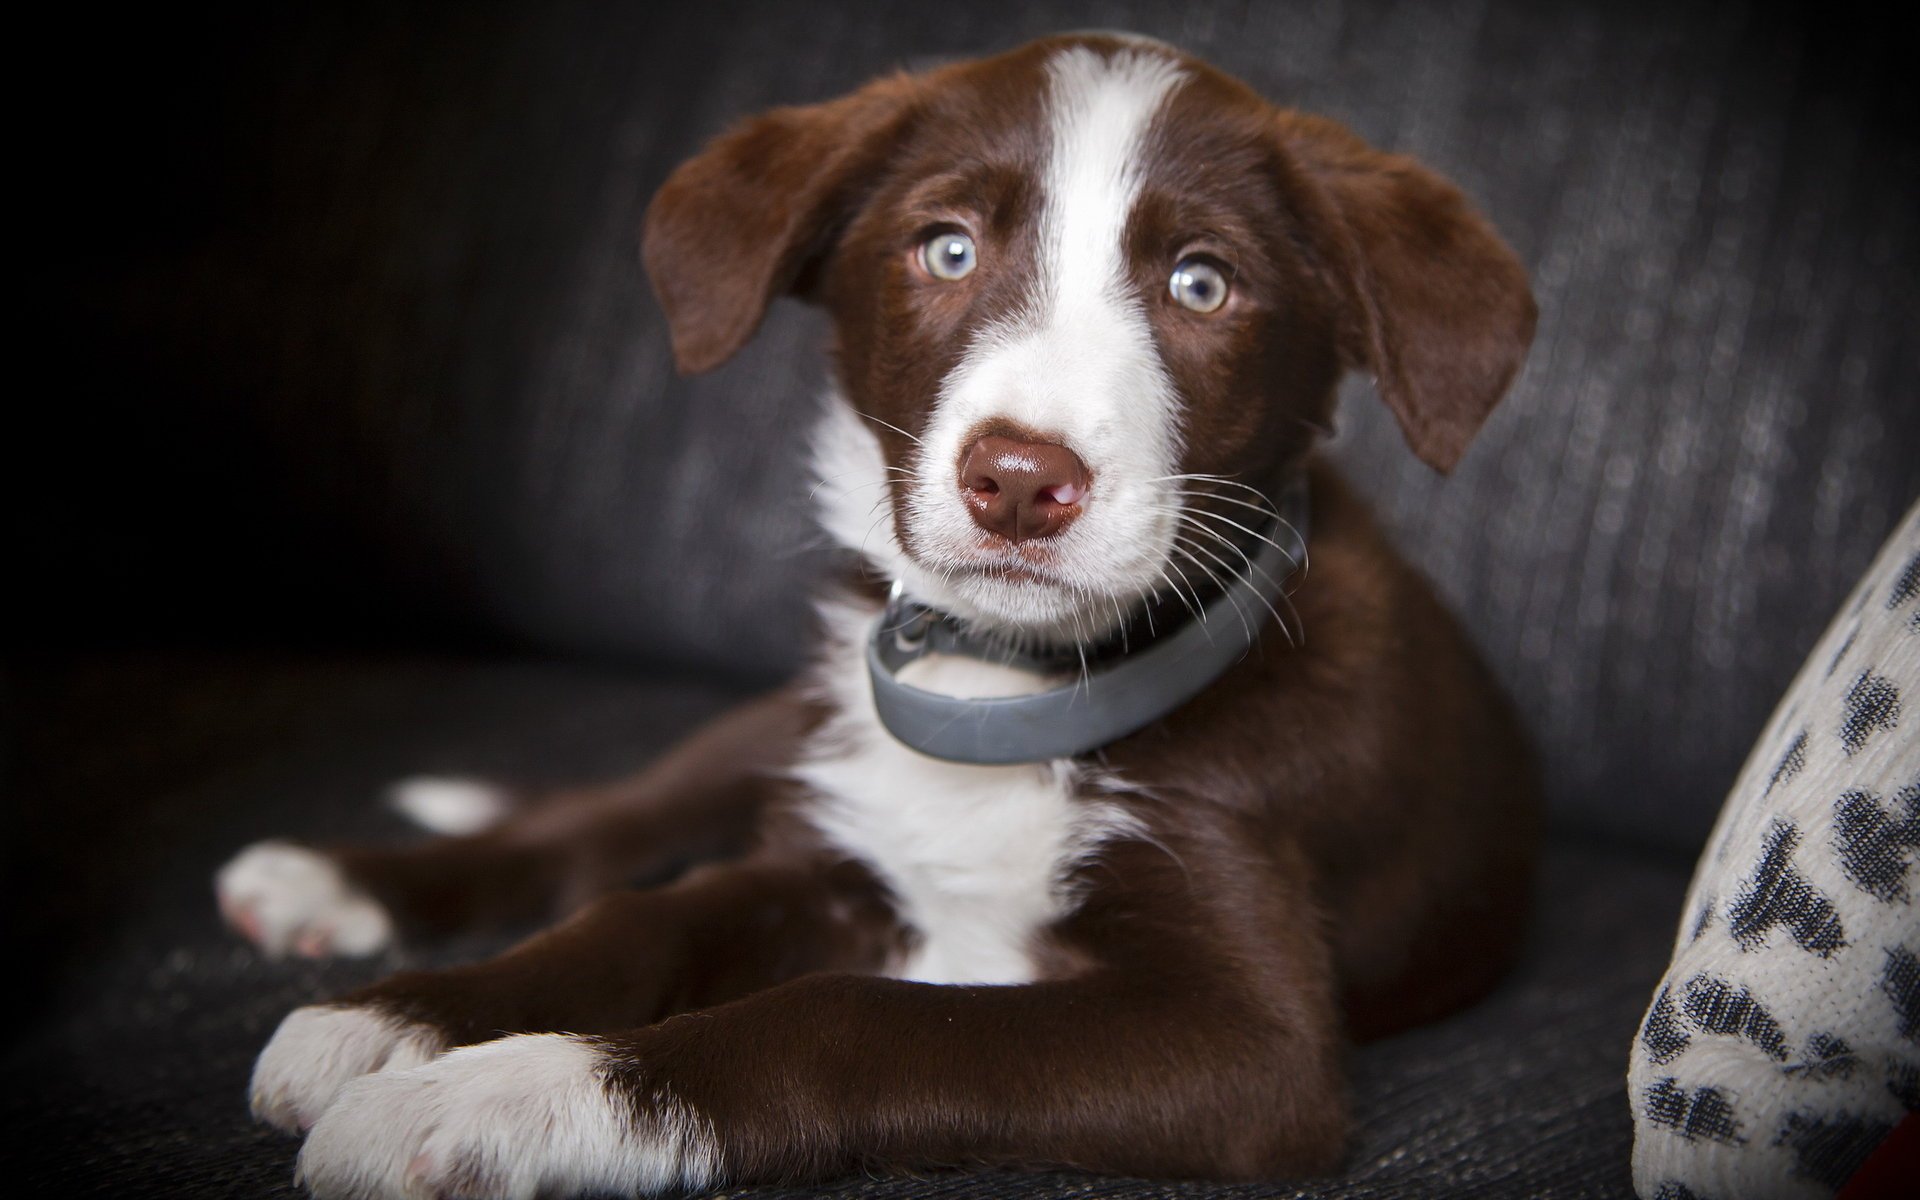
[643,74,923,375]
[1278,113,1537,473]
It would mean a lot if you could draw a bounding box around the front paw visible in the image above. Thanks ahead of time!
[296,1034,718,1200]
[217,840,393,958]
[251,1005,445,1134]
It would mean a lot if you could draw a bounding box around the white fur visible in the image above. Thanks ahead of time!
[388,775,510,835]
[216,841,392,957]
[798,45,1179,983]
[810,392,915,574]
[897,44,1189,639]
[793,597,1142,986]
[296,1033,719,1200]
[250,1005,444,1133]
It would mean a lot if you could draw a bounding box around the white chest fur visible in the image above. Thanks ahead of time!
[793,598,1137,985]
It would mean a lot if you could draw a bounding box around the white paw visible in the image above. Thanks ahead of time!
[388,775,509,836]
[217,841,393,958]
[250,1005,445,1134]
[296,1034,718,1200]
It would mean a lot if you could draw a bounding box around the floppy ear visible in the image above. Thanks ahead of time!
[1278,113,1537,473]
[642,74,922,375]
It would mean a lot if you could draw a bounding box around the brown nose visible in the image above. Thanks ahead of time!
[958,435,1091,543]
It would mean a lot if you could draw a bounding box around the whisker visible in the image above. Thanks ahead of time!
[1155,566,1205,626]
[1175,506,1300,563]
[1162,474,1311,573]
[1177,520,1276,597]
[821,477,905,505]
[1174,530,1281,639]
[1070,608,1092,697]
[1176,524,1293,647]
[1146,472,1277,501]
[1168,543,1251,642]
[1174,503,1311,584]
[807,465,911,503]
[1162,560,1214,643]
[857,507,897,562]
[1168,489,1280,520]
[858,412,925,446]
[1186,513,1306,632]
[1274,586,1304,648]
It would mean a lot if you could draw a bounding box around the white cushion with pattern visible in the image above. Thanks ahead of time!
[1629,499,1918,1200]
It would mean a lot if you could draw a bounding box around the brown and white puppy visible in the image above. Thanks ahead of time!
[215,32,1540,1198]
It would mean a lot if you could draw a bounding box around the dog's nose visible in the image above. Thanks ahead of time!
[958,436,1090,543]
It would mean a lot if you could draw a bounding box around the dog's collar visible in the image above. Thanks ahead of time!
[866,476,1309,764]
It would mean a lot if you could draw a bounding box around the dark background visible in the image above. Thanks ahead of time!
[6,0,1916,1195]
[17,0,1918,843]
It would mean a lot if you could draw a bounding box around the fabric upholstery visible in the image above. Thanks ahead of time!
[5,652,1688,1198]
[22,0,1920,850]
[7,1,1916,1195]
[1629,502,1920,1199]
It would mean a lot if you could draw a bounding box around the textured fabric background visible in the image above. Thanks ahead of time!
[21,0,1919,850]
[8,3,1917,1194]
[4,653,1689,1198]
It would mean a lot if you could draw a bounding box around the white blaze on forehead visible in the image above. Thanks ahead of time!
[1040,46,1187,327]
[816,44,1192,640]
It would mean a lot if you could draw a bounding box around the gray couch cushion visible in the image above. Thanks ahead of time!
[5,652,1687,1198]
[24,1,1917,851]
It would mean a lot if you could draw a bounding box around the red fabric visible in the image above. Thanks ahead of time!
[1837,1111,1920,1200]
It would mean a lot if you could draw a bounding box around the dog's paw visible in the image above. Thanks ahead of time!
[296,1034,718,1200]
[217,840,392,958]
[250,1005,445,1134]
[387,775,510,836]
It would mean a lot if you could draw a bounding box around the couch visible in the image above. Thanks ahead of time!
[9,1,1916,1195]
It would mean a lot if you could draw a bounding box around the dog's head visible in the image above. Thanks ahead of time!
[644,33,1534,641]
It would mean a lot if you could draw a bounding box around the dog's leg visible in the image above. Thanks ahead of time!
[216,687,813,957]
[246,847,896,1132]
[293,838,1350,1197]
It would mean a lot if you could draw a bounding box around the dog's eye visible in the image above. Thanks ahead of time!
[1169,258,1229,313]
[921,232,977,281]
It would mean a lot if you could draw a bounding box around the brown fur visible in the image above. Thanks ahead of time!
[237,33,1540,1187]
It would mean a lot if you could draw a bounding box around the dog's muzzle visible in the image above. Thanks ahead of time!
[867,475,1310,764]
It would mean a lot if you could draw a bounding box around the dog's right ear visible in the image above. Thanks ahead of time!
[642,75,922,375]
[1275,112,1536,474]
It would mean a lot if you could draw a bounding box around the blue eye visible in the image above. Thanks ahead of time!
[921,232,977,280]
[1169,258,1229,313]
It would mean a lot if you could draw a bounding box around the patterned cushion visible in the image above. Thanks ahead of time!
[1629,500,1920,1199]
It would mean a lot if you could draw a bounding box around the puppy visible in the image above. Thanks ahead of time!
[217,31,1540,1198]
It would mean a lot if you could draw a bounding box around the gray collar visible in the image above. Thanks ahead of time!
[866,476,1309,764]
